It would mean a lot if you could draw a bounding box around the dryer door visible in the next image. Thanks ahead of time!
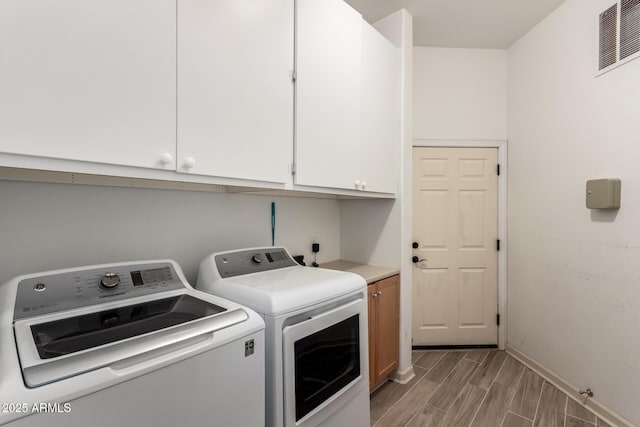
[282,295,367,427]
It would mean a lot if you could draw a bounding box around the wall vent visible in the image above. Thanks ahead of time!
[599,4,618,70]
[620,0,640,60]
[598,1,640,73]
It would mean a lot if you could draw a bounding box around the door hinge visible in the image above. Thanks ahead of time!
[290,163,296,176]
[496,164,501,176]
[496,239,501,251]
[290,69,297,83]
[496,313,501,326]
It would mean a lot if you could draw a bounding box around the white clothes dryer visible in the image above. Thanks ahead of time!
[197,247,370,427]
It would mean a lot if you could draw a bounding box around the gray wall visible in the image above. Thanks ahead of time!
[0,180,340,285]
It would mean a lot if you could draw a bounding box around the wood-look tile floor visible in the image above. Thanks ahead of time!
[370,350,614,427]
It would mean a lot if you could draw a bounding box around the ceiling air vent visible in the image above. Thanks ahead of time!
[597,0,640,74]
[599,4,618,70]
[620,0,640,60]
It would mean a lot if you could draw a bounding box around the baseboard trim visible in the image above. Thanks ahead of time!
[390,365,415,385]
[413,344,498,350]
[506,345,633,427]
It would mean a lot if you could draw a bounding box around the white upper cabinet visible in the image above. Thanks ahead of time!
[177,0,293,183]
[359,22,401,194]
[294,0,363,191]
[295,0,400,194]
[0,0,399,197]
[0,0,177,170]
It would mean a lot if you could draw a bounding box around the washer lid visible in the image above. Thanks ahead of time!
[29,294,226,360]
[200,266,366,316]
[14,289,249,388]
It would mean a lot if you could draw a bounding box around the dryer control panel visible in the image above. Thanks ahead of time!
[14,262,184,320]
[215,247,297,278]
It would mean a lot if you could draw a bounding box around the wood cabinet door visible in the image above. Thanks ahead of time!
[360,22,401,194]
[367,284,377,391]
[177,0,293,182]
[373,275,400,383]
[294,0,362,191]
[0,0,177,170]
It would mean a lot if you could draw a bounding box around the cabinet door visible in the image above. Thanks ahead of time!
[367,284,377,391]
[177,0,293,182]
[360,23,401,194]
[0,0,177,170]
[295,0,362,190]
[374,275,399,383]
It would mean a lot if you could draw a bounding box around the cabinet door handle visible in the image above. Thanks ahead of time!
[160,153,173,165]
[376,291,382,297]
[184,157,196,169]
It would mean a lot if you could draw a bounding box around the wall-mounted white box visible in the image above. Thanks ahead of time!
[586,178,621,209]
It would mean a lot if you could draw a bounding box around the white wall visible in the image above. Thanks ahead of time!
[413,47,508,140]
[340,199,398,266]
[0,181,340,285]
[508,0,640,424]
[340,9,415,382]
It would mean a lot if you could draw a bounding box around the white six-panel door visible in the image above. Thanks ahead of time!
[412,147,498,345]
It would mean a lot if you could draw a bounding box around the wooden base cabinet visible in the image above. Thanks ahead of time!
[368,274,400,391]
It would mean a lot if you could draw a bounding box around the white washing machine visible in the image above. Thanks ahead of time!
[197,247,370,427]
[0,260,265,427]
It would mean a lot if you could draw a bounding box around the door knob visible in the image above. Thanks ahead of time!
[412,242,419,249]
[412,256,426,263]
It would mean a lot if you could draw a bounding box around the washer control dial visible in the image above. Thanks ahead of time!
[100,273,121,289]
[251,254,263,264]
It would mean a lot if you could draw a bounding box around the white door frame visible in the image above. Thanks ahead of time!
[412,139,507,350]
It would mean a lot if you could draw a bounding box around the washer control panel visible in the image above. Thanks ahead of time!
[215,247,297,278]
[14,262,183,320]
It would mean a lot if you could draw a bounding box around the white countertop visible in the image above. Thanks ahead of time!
[320,260,399,284]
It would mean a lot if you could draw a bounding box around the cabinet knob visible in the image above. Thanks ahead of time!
[354,180,361,189]
[361,181,367,190]
[160,153,173,165]
[183,157,196,169]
